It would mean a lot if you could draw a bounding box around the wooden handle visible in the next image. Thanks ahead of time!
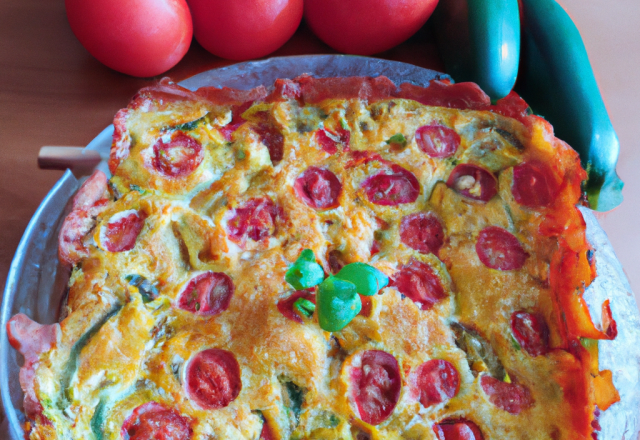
[38,147,102,173]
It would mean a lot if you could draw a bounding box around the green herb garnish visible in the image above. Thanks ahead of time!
[510,334,522,351]
[385,133,407,146]
[129,184,149,195]
[316,276,361,332]
[580,337,598,350]
[285,250,388,332]
[285,249,325,290]
[174,116,205,132]
[334,262,388,297]
[293,298,316,318]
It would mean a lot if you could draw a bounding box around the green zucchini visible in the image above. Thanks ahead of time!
[451,322,505,379]
[90,387,139,440]
[90,397,108,440]
[516,0,623,211]
[173,116,205,132]
[278,377,305,425]
[433,0,521,100]
[59,305,123,408]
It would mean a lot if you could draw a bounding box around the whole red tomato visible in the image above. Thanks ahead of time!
[304,0,439,55]
[65,0,192,78]
[187,0,303,61]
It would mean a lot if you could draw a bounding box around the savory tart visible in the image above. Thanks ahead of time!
[8,75,621,440]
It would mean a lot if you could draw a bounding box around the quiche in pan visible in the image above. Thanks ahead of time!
[8,75,621,440]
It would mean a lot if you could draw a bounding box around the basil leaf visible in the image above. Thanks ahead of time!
[294,298,316,318]
[285,249,325,290]
[174,116,205,132]
[510,334,522,351]
[317,276,361,332]
[298,248,317,263]
[334,262,389,296]
[129,184,149,195]
[386,133,407,145]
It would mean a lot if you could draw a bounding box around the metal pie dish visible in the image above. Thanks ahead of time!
[1,55,639,439]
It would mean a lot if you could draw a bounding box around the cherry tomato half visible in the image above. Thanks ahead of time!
[187,0,303,60]
[65,0,193,77]
[304,0,439,55]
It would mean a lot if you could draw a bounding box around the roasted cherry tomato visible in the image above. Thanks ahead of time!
[65,0,192,77]
[362,165,420,206]
[512,161,558,208]
[185,349,241,409]
[254,123,285,164]
[316,128,350,154]
[177,272,234,316]
[277,290,316,323]
[412,359,460,407]
[295,167,342,210]
[446,164,497,202]
[434,419,484,440]
[259,420,276,440]
[510,311,549,356]
[152,132,203,178]
[476,227,528,271]
[304,0,439,55]
[121,402,191,440]
[100,210,145,253]
[480,375,533,415]
[226,197,278,244]
[415,125,460,158]
[393,258,446,311]
[350,350,402,425]
[400,212,445,255]
[187,0,303,60]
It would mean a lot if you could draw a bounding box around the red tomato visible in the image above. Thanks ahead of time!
[226,197,278,244]
[512,161,558,208]
[121,402,192,440]
[294,167,343,210]
[475,227,528,271]
[187,0,303,60]
[185,349,242,409]
[412,360,460,407]
[277,290,316,323]
[434,419,484,440]
[152,132,203,178]
[350,350,402,425]
[177,272,235,316]
[304,0,439,55]
[65,0,193,78]
[510,312,549,357]
[480,375,533,414]
[101,210,146,253]
[393,258,446,311]
[362,165,420,206]
[400,212,445,255]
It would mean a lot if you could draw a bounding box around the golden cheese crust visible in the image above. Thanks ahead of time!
[19,76,620,440]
